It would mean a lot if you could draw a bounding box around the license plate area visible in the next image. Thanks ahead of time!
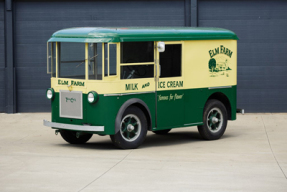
[59,90,83,119]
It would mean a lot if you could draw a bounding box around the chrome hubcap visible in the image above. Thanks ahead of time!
[127,124,135,132]
[120,114,141,142]
[207,107,223,133]
[212,117,219,124]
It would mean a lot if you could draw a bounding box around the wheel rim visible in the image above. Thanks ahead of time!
[207,107,223,133]
[120,114,141,142]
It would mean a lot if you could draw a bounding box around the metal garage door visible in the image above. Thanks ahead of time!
[0,0,4,112]
[14,0,185,112]
[199,0,287,112]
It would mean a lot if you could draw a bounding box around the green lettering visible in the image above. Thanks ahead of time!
[214,47,219,56]
[222,46,225,55]
[125,84,131,90]
[225,48,229,56]
[209,50,213,58]
[220,45,224,53]
[179,81,183,87]
[228,50,233,58]
[175,81,179,87]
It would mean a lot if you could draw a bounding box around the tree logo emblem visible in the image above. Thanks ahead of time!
[208,45,233,77]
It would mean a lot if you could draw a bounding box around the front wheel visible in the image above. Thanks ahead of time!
[197,99,227,140]
[60,130,93,144]
[110,106,147,149]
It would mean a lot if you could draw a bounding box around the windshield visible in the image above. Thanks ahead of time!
[58,43,86,79]
[56,43,102,80]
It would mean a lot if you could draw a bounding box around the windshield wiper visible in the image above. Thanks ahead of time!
[76,54,98,68]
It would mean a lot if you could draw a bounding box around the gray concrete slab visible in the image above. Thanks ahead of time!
[0,113,286,192]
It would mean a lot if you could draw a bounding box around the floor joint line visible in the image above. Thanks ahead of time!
[78,150,133,191]
[261,116,287,180]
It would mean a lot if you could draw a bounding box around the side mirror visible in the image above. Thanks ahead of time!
[157,42,165,52]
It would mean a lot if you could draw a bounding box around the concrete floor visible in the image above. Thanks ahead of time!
[0,113,286,192]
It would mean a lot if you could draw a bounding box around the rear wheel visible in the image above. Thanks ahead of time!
[197,99,227,140]
[110,106,147,149]
[152,129,171,135]
[60,130,93,144]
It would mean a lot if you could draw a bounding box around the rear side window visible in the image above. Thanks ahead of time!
[159,44,181,78]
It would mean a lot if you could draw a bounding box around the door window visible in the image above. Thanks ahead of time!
[121,65,154,79]
[121,42,154,63]
[120,42,154,79]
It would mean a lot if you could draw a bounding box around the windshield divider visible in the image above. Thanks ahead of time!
[85,43,89,80]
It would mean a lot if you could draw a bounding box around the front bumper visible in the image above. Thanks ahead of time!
[43,120,104,132]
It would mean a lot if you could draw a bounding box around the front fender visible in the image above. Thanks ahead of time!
[115,98,152,134]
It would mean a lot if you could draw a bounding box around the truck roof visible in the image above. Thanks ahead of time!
[48,27,238,43]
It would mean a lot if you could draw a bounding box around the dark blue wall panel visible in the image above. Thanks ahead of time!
[199,0,287,112]
[9,0,287,112]
[0,0,5,111]
[14,0,185,112]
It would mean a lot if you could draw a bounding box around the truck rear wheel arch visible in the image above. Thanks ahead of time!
[206,92,232,120]
[115,99,152,134]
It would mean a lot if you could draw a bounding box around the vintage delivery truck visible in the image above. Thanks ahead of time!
[43,27,238,149]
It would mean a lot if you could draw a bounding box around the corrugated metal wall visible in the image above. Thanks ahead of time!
[14,0,185,112]
[199,0,287,112]
[0,0,5,111]
[1,0,287,112]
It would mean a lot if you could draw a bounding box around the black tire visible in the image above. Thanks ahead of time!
[152,129,171,135]
[110,106,147,149]
[60,130,93,144]
[197,99,227,140]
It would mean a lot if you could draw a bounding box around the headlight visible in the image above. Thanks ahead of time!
[87,91,98,104]
[46,88,54,99]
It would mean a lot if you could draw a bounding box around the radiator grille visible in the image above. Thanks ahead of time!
[60,90,83,119]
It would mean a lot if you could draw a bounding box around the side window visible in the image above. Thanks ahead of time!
[159,44,182,78]
[47,42,56,77]
[109,44,117,76]
[104,43,108,77]
[121,65,154,79]
[88,43,102,80]
[120,42,154,79]
[121,42,154,63]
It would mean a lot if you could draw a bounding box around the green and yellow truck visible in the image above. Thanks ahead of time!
[44,27,239,149]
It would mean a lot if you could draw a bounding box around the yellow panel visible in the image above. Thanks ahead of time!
[183,40,237,89]
[51,77,155,94]
[51,39,237,94]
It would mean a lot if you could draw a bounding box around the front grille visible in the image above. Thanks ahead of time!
[59,90,83,119]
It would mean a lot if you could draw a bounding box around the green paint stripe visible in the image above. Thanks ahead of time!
[51,86,236,134]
